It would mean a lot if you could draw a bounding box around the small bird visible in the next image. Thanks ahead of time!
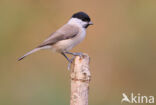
[18,11,93,69]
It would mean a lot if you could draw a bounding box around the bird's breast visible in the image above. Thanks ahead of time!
[72,28,86,46]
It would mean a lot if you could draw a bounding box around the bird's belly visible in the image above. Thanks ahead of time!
[52,30,86,52]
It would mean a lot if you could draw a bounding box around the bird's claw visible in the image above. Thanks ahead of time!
[67,56,75,70]
[72,52,83,58]
[65,52,83,70]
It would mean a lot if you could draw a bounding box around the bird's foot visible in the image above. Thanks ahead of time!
[72,52,83,58]
[65,52,83,58]
[67,56,75,70]
[63,52,84,70]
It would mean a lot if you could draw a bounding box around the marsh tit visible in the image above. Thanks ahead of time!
[18,11,93,69]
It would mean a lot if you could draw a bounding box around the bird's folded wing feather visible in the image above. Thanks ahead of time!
[37,24,79,48]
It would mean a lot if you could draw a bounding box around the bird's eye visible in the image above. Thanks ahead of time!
[82,18,87,21]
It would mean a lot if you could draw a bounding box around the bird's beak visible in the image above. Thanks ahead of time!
[89,21,93,25]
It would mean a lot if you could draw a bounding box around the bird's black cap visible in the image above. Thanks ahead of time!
[72,12,91,22]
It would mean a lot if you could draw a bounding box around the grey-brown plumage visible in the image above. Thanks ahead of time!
[38,24,79,48]
[18,11,93,69]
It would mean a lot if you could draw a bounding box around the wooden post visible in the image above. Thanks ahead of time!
[70,54,91,105]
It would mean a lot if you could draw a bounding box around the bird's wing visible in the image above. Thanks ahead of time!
[37,24,79,48]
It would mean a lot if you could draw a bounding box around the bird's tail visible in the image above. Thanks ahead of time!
[18,48,41,61]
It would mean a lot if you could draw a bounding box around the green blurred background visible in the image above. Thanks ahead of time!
[0,0,156,105]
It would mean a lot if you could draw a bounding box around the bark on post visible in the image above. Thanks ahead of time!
[70,54,91,105]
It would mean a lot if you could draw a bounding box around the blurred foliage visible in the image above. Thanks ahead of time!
[0,0,156,105]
